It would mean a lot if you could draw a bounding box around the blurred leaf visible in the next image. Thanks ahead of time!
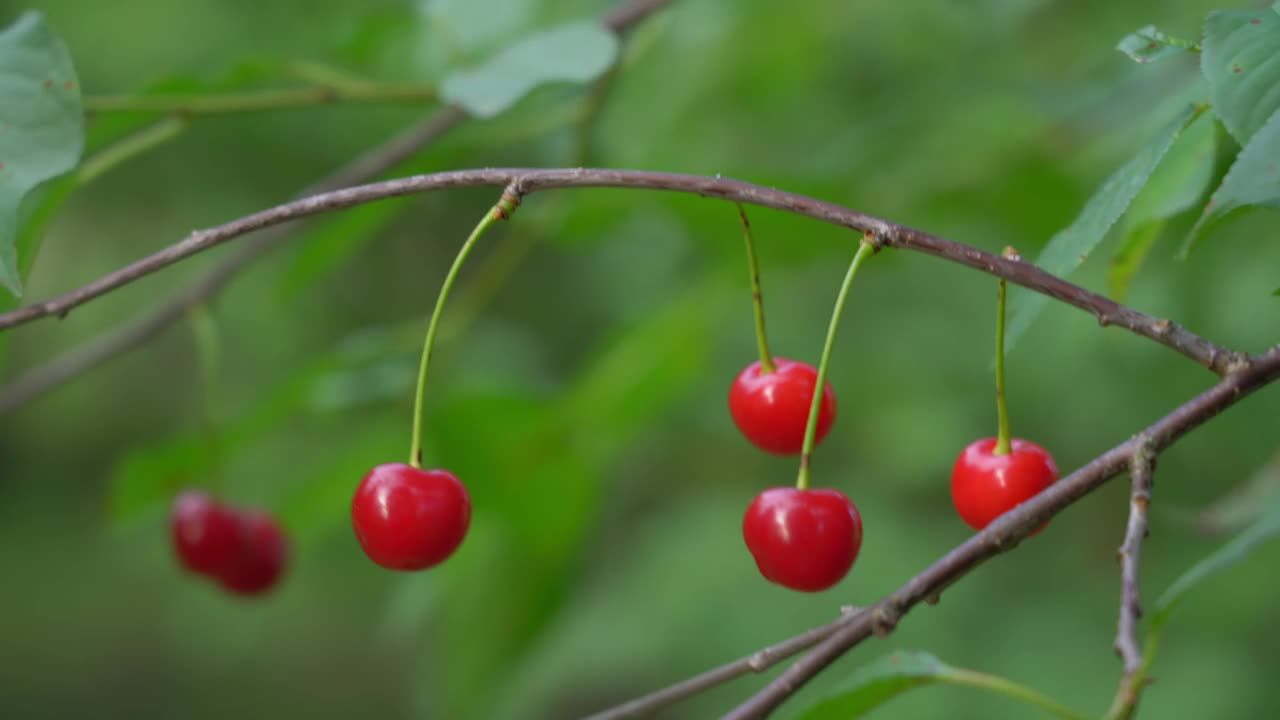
[1201,6,1280,145]
[1107,112,1218,299]
[1154,492,1280,627]
[1195,452,1280,534]
[1116,25,1199,65]
[276,416,405,546]
[441,21,619,118]
[0,11,84,297]
[107,435,218,528]
[1184,106,1280,252]
[1005,104,1205,350]
[793,651,1085,720]
[107,348,373,528]
[424,280,721,717]
[277,198,411,302]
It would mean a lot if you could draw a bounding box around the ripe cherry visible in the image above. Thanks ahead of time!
[729,358,836,455]
[216,510,289,596]
[950,438,1058,531]
[743,487,863,592]
[352,463,472,571]
[171,491,240,576]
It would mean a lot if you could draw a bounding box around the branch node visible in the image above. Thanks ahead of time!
[870,605,900,638]
[1000,245,1022,261]
[860,230,884,253]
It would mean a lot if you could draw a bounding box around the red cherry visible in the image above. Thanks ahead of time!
[215,510,289,596]
[171,490,240,576]
[352,463,472,571]
[950,437,1058,531]
[742,487,863,592]
[729,358,836,455]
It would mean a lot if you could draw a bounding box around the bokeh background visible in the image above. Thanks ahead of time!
[3,0,1280,717]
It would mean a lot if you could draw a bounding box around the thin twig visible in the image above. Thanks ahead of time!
[1108,445,1157,719]
[582,612,861,720]
[0,169,1245,377]
[716,343,1280,720]
[0,0,675,412]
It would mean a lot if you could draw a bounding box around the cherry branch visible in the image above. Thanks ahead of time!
[0,0,673,413]
[715,345,1280,719]
[0,169,1246,380]
[582,610,863,720]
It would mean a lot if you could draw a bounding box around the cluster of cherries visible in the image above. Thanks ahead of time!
[729,233,1058,593]
[166,199,1057,597]
[171,491,289,595]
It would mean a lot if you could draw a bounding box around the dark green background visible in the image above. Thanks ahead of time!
[3,0,1279,718]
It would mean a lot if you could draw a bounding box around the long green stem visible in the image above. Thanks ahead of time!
[78,116,188,183]
[83,82,437,115]
[994,277,1012,455]
[796,240,875,490]
[947,668,1088,720]
[737,204,776,373]
[409,192,519,467]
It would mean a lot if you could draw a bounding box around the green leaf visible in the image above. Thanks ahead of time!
[793,651,1085,720]
[1195,452,1280,534]
[107,435,218,528]
[1005,104,1206,349]
[0,12,84,297]
[1201,6,1280,145]
[441,21,619,118]
[1185,105,1280,251]
[1154,492,1280,626]
[1107,112,1219,300]
[1116,25,1200,65]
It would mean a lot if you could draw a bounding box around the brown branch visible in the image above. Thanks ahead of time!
[719,344,1280,720]
[582,610,863,720]
[1107,447,1157,719]
[0,169,1245,376]
[0,0,674,412]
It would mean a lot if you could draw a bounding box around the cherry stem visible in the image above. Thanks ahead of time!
[994,276,1012,456]
[408,189,520,468]
[797,239,876,491]
[737,204,776,373]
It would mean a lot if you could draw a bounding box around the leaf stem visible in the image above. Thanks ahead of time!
[995,276,1012,455]
[737,204,775,373]
[408,190,520,467]
[947,668,1088,720]
[83,82,437,115]
[796,239,875,491]
[78,116,188,183]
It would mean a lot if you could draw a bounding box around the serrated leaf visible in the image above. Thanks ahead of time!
[1201,6,1280,145]
[1005,105,1206,350]
[793,651,1084,720]
[1107,113,1219,299]
[1153,491,1280,627]
[1117,25,1199,65]
[0,12,84,297]
[1185,105,1280,251]
[441,21,618,118]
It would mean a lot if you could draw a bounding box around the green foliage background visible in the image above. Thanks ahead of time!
[3,0,1280,718]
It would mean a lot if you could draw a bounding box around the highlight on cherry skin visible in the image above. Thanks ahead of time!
[950,437,1059,531]
[170,490,290,596]
[743,487,863,592]
[729,358,836,455]
[352,463,472,571]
